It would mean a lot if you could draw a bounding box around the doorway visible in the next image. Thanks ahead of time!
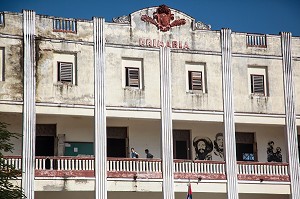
[107,127,127,158]
[36,124,56,169]
[173,130,191,159]
[236,132,256,161]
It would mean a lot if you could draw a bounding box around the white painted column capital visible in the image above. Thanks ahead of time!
[93,17,107,199]
[160,47,175,199]
[221,28,239,199]
[22,9,36,199]
[280,32,300,199]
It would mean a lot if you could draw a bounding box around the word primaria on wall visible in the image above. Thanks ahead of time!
[139,38,189,49]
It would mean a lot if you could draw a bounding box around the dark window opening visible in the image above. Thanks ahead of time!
[126,67,140,87]
[251,74,265,94]
[188,71,202,91]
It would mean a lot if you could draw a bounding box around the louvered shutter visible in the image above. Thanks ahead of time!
[251,74,264,94]
[126,67,139,87]
[189,71,202,90]
[58,62,73,83]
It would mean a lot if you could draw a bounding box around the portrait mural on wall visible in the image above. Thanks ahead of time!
[193,133,225,161]
[193,136,213,160]
[212,133,224,161]
[267,141,282,162]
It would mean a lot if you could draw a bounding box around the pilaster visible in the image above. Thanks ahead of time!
[221,28,239,199]
[160,47,175,199]
[93,17,107,199]
[281,32,300,199]
[22,10,36,199]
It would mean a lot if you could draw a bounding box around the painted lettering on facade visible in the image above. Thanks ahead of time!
[139,38,189,49]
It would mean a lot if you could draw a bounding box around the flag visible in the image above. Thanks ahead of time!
[186,183,192,199]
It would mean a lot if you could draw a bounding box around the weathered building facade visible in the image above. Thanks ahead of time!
[0,5,300,199]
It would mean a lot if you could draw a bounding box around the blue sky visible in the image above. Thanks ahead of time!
[1,0,300,36]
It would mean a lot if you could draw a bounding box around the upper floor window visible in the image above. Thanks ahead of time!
[246,34,267,48]
[53,18,77,33]
[248,66,268,96]
[122,58,143,89]
[58,62,73,83]
[0,47,4,81]
[186,63,206,93]
[188,71,202,91]
[53,53,76,84]
[236,132,256,161]
[126,67,140,87]
[0,13,4,26]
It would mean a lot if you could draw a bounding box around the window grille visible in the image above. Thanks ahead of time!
[246,34,267,47]
[251,74,265,94]
[53,18,76,33]
[58,62,73,83]
[188,71,202,91]
[126,67,139,87]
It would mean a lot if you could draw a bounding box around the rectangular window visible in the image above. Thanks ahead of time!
[251,74,264,94]
[0,48,4,81]
[53,18,77,33]
[58,62,73,83]
[53,53,76,85]
[186,63,206,93]
[248,66,268,96]
[188,71,202,91]
[122,59,143,89]
[126,67,140,87]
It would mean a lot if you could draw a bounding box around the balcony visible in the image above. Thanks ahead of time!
[3,156,289,182]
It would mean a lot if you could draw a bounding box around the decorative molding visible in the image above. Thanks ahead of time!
[281,32,300,199]
[141,5,186,32]
[93,17,107,199]
[160,47,175,199]
[22,10,36,199]
[221,28,239,199]
[194,21,211,30]
[112,15,130,24]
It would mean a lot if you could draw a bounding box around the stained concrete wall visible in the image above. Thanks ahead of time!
[1,11,299,114]
[232,57,285,114]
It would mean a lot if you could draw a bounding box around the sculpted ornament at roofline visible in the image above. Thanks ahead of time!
[195,21,211,30]
[141,4,186,32]
[112,15,130,24]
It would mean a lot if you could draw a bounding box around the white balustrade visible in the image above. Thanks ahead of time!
[237,162,289,176]
[173,160,225,174]
[3,156,292,178]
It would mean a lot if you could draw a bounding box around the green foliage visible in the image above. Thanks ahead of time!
[0,122,25,199]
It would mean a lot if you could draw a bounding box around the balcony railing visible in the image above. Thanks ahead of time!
[246,34,267,47]
[2,156,290,181]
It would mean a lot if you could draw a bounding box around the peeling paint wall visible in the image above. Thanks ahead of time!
[0,37,23,101]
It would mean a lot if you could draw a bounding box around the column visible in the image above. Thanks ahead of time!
[221,28,239,199]
[93,17,107,199]
[281,32,300,199]
[160,47,175,199]
[22,10,36,199]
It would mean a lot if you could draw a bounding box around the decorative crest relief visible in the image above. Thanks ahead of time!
[194,21,211,30]
[141,5,186,32]
[112,15,130,24]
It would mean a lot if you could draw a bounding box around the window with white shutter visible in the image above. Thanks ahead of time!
[188,71,202,91]
[248,66,268,96]
[58,62,73,83]
[126,67,140,87]
[185,63,206,93]
[251,74,264,94]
